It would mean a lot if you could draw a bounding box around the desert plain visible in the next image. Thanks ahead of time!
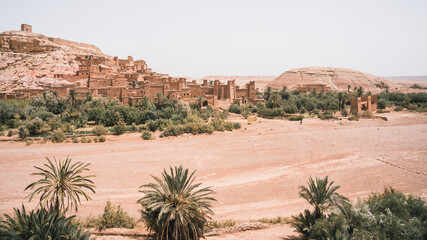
[0,111,426,239]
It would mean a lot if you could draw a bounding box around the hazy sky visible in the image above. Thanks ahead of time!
[1,0,426,78]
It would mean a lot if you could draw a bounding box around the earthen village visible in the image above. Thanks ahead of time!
[1,24,377,114]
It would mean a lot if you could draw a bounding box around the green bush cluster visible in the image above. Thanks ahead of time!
[84,201,136,230]
[291,178,427,240]
[92,125,107,136]
[141,131,152,140]
[51,129,66,143]
[289,115,304,121]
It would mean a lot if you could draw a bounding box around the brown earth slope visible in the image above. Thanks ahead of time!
[267,67,396,92]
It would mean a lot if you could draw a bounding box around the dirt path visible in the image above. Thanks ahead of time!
[0,111,426,239]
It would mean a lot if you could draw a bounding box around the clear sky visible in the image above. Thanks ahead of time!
[1,0,426,78]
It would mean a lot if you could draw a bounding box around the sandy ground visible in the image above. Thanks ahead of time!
[0,111,426,239]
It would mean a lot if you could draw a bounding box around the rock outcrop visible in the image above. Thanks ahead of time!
[0,30,108,91]
[267,67,395,92]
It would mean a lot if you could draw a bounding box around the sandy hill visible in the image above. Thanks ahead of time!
[200,75,275,91]
[0,30,109,91]
[267,67,395,92]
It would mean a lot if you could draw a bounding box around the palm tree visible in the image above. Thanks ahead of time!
[263,86,272,100]
[25,157,96,212]
[196,96,205,110]
[68,89,76,106]
[138,166,216,240]
[298,176,348,218]
[0,205,91,240]
[267,93,282,108]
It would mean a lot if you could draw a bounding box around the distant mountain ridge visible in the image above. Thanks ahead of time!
[383,76,427,81]
[267,67,396,92]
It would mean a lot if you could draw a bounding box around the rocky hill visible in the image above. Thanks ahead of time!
[0,30,108,91]
[267,67,395,92]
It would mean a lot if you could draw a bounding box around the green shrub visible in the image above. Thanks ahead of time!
[200,124,214,134]
[141,131,152,140]
[51,129,66,143]
[258,107,285,118]
[289,115,304,121]
[72,136,78,143]
[206,220,236,230]
[408,104,419,111]
[113,121,126,135]
[130,123,139,132]
[162,125,184,137]
[318,110,335,120]
[377,99,387,109]
[25,140,33,146]
[80,136,87,143]
[211,119,225,132]
[247,115,257,122]
[25,117,49,135]
[84,202,136,230]
[229,103,242,114]
[99,136,106,142]
[341,108,348,117]
[47,116,62,131]
[87,138,92,143]
[146,120,158,132]
[233,122,241,129]
[92,125,107,136]
[410,83,424,89]
[241,109,250,119]
[62,122,75,133]
[6,119,21,129]
[94,137,99,143]
[394,106,404,111]
[350,108,358,116]
[348,115,359,121]
[224,121,234,131]
[18,126,30,139]
[361,110,373,118]
[7,130,14,137]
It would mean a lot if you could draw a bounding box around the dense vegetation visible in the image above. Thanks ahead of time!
[291,177,427,240]
[229,87,427,119]
[0,92,241,141]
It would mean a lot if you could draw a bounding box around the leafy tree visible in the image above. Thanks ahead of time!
[138,166,216,240]
[25,157,95,212]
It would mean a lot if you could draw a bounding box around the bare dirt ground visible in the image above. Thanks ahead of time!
[0,111,426,239]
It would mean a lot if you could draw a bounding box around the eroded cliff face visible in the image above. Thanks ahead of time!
[267,67,395,92]
[0,30,108,91]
